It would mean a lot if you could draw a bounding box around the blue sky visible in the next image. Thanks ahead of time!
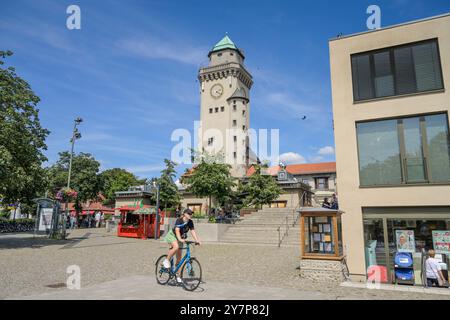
[1,0,449,180]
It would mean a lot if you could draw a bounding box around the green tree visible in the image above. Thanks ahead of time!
[183,159,236,211]
[241,164,282,209]
[156,159,181,211]
[99,168,144,205]
[46,151,102,211]
[0,50,50,209]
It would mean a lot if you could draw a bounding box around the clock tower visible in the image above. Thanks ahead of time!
[197,35,254,177]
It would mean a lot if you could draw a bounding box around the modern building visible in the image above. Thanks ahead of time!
[197,35,256,177]
[330,13,450,283]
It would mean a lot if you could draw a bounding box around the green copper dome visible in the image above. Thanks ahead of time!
[211,35,238,52]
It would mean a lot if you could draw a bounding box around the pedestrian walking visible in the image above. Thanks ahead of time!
[70,212,77,230]
[95,211,101,228]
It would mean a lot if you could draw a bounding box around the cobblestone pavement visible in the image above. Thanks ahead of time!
[1,229,449,300]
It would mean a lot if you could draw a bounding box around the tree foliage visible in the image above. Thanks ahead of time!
[99,168,144,205]
[0,50,50,207]
[183,159,236,209]
[241,164,282,209]
[156,159,181,210]
[46,152,102,210]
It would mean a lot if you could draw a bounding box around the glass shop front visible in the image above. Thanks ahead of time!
[363,207,450,286]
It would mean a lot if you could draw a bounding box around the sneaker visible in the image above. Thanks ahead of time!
[176,276,183,284]
[162,259,170,269]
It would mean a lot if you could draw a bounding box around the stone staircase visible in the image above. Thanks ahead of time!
[219,207,301,247]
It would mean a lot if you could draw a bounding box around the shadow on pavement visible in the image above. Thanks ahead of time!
[0,235,72,250]
[0,232,94,250]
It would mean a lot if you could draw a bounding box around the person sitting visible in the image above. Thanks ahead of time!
[215,209,226,223]
[330,194,339,210]
[322,198,332,209]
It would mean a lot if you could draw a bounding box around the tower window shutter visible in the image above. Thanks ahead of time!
[412,41,443,92]
[351,54,373,101]
[373,51,395,97]
[394,46,416,94]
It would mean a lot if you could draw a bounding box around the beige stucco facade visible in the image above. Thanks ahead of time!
[180,193,210,214]
[329,14,450,280]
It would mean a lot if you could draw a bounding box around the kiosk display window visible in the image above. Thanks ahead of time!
[299,208,344,260]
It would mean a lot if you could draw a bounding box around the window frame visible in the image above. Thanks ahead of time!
[356,111,450,187]
[314,177,329,190]
[351,38,445,102]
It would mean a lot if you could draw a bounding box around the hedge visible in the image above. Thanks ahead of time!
[0,218,35,233]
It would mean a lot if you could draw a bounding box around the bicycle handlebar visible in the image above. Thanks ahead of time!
[184,241,200,245]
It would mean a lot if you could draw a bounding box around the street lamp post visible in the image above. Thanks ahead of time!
[153,181,160,240]
[62,117,82,239]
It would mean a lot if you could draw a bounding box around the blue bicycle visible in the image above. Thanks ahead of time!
[155,241,202,291]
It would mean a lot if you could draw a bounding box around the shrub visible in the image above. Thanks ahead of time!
[192,212,206,219]
[0,218,35,233]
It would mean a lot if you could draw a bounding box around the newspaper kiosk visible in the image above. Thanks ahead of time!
[117,205,164,239]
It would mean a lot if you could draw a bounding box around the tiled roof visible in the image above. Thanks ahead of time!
[246,162,336,177]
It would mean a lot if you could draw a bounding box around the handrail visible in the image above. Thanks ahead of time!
[277,191,308,247]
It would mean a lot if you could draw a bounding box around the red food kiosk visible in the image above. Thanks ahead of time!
[116,205,164,239]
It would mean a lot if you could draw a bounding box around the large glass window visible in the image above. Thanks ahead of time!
[403,117,426,182]
[351,39,444,101]
[357,113,450,186]
[357,119,402,185]
[426,114,450,182]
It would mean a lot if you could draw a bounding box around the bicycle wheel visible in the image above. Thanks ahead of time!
[181,258,202,291]
[155,255,171,285]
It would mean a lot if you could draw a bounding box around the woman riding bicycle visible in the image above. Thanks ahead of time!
[162,208,202,283]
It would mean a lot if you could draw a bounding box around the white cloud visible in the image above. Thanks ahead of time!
[279,152,306,165]
[317,146,335,156]
[265,93,314,114]
[116,37,206,66]
[81,132,114,142]
[125,164,164,174]
[309,156,324,163]
[175,179,183,188]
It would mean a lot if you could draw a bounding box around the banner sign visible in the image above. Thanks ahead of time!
[39,208,53,231]
[432,230,450,254]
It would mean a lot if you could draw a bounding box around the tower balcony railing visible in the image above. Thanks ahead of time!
[199,62,252,79]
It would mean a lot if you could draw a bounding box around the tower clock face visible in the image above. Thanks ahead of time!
[210,84,223,98]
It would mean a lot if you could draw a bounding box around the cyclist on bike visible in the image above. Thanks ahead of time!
[162,208,201,283]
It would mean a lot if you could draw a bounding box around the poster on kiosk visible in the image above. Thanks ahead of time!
[395,230,415,253]
[432,231,450,255]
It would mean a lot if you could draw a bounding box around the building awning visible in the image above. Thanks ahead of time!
[115,205,157,214]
